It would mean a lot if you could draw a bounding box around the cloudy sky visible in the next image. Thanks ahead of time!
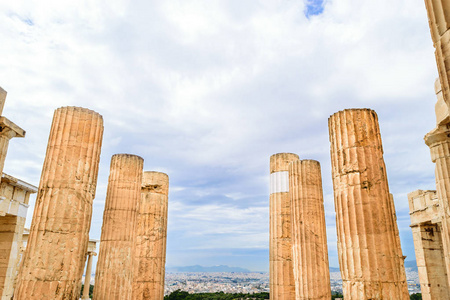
[0,0,439,272]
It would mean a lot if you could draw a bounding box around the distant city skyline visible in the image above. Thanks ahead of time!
[0,0,437,272]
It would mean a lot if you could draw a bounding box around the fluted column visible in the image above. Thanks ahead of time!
[425,125,450,288]
[132,171,169,300]
[289,159,331,300]
[14,107,104,299]
[269,153,298,300]
[81,251,95,300]
[93,154,143,300]
[424,0,450,112]
[328,109,409,300]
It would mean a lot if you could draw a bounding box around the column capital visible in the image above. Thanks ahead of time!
[425,125,450,162]
[425,125,450,145]
[0,117,25,139]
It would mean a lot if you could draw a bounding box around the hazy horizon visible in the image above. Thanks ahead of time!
[1,0,437,272]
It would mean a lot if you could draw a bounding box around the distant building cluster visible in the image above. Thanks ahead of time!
[1,1,450,300]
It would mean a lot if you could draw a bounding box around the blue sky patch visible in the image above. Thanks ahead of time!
[305,0,325,18]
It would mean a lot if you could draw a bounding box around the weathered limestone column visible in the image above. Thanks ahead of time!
[424,0,450,114]
[93,154,143,300]
[81,251,95,300]
[269,153,298,300]
[14,107,104,299]
[289,159,331,300]
[425,126,450,288]
[328,109,409,299]
[389,194,408,292]
[132,171,169,300]
[408,190,450,299]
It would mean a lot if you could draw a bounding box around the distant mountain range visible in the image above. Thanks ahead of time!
[329,267,340,272]
[404,260,418,271]
[165,261,418,273]
[166,265,253,273]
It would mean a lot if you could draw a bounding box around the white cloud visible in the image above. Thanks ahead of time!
[0,0,438,269]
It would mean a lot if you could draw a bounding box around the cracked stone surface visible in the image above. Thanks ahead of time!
[132,171,169,300]
[14,107,103,300]
[289,159,331,299]
[94,154,143,300]
[269,153,298,300]
[328,109,408,300]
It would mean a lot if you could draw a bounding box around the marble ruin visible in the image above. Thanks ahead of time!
[14,107,104,299]
[94,154,143,300]
[328,109,409,299]
[289,159,331,299]
[0,88,171,299]
[269,153,298,300]
[6,2,450,297]
[133,171,169,300]
[0,174,37,300]
[406,1,450,298]
[408,190,450,299]
[0,88,36,300]
[81,239,98,300]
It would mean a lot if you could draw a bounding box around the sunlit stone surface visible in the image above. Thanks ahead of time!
[132,171,169,300]
[328,109,408,299]
[269,153,298,300]
[289,159,331,299]
[14,107,103,300]
[94,154,143,300]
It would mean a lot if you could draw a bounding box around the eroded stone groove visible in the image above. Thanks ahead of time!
[328,109,408,299]
[93,154,143,300]
[14,107,103,300]
[289,159,331,300]
[132,171,169,300]
[269,153,298,300]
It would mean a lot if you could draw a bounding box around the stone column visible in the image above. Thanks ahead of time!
[328,109,409,299]
[269,153,298,300]
[14,107,104,299]
[424,0,450,114]
[81,251,96,300]
[289,159,331,300]
[389,194,408,292]
[93,154,143,300]
[132,171,169,300]
[425,126,450,288]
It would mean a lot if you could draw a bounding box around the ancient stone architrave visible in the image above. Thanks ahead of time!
[0,174,37,300]
[289,159,331,300]
[328,109,409,299]
[14,107,104,300]
[132,171,169,300]
[408,190,450,300]
[269,153,298,300]
[93,154,143,300]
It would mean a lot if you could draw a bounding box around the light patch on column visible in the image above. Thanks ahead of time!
[18,203,28,218]
[270,171,289,194]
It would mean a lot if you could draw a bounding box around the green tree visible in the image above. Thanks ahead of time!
[410,293,422,300]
